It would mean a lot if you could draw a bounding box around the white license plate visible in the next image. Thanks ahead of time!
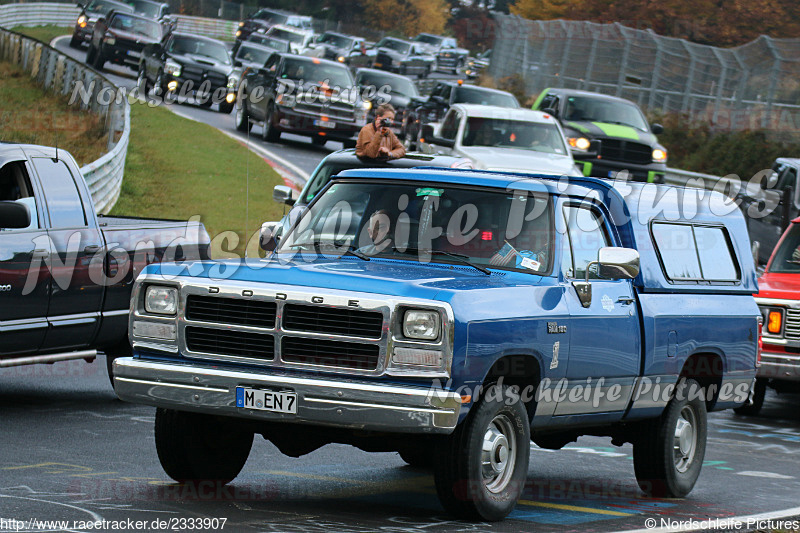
[314,119,336,128]
[236,387,297,414]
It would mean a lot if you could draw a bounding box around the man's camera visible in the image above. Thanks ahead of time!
[379,118,393,128]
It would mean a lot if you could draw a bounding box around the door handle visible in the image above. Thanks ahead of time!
[84,245,102,254]
[617,297,635,305]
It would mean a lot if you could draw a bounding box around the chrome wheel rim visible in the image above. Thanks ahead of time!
[236,103,244,126]
[673,406,697,473]
[481,414,516,493]
[137,68,146,95]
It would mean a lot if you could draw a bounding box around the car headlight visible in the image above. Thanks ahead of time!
[227,75,238,89]
[238,21,244,27]
[652,148,668,162]
[568,137,591,151]
[276,93,295,107]
[403,310,440,340]
[145,286,178,315]
[165,59,181,77]
[361,100,372,111]
[235,30,241,37]
[337,55,345,62]
[77,14,86,26]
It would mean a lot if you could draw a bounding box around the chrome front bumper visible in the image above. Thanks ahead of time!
[758,349,800,381]
[113,357,462,434]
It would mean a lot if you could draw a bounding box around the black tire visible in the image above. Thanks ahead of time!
[69,34,81,48]
[154,70,166,97]
[85,45,96,66]
[342,139,357,149]
[262,103,280,142]
[136,63,150,97]
[235,94,252,132]
[399,449,435,469]
[734,378,767,416]
[633,378,707,498]
[311,136,327,147]
[218,101,234,114]
[154,408,253,484]
[433,384,530,521]
[93,47,105,70]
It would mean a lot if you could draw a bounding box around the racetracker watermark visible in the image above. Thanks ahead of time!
[66,79,395,108]
[427,376,751,408]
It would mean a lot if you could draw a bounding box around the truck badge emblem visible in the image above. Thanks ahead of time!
[0,284,10,292]
[601,295,615,312]
[547,321,566,334]
[550,342,560,369]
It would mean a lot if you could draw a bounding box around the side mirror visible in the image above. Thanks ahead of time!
[542,106,558,117]
[431,95,445,105]
[273,185,295,206]
[596,247,640,280]
[0,201,31,229]
[233,60,242,67]
[420,124,434,142]
[650,123,664,135]
[767,171,780,189]
[259,221,282,252]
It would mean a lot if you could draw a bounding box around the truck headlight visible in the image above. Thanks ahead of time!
[77,14,86,26]
[403,310,440,340]
[145,286,178,315]
[227,75,238,89]
[568,137,591,151]
[652,148,668,162]
[337,55,345,62]
[165,59,181,77]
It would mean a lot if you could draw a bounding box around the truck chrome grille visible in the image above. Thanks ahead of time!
[186,295,277,328]
[281,337,380,370]
[283,303,383,338]
[784,309,800,339]
[185,326,275,360]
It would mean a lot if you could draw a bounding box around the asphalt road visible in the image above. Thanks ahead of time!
[3,358,800,533]
[22,36,800,532]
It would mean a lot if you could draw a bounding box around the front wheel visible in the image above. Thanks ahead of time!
[262,103,280,142]
[434,384,530,521]
[633,378,707,498]
[136,63,150,97]
[235,95,252,132]
[155,408,253,484]
[218,101,234,114]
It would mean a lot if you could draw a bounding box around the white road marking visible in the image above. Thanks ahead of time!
[736,470,795,479]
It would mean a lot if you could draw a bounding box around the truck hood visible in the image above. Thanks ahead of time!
[563,120,657,145]
[459,146,581,176]
[757,271,800,300]
[171,53,232,75]
[153,257,544,302]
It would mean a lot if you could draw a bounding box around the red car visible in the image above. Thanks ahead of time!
[740,217,800,414]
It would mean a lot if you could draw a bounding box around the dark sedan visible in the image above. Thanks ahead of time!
[71,0,133,48]
[86,11,162,71]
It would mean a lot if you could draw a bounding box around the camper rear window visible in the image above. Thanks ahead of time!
[651,222,739,283]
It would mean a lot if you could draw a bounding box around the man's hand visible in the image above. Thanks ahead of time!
[378,146,390,155]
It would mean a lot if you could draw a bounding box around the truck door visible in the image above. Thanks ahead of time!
[0,159,51,356]
[554,200,640,417]
[29,157,104,352]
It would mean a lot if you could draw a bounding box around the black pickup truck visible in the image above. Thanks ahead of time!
[86,10,163,71]
[0,143,210,382]
[235,53,367,147]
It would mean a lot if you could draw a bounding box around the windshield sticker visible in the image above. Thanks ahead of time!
[519,257,541,271]
[416,188,443,197]
[601,294,615,312]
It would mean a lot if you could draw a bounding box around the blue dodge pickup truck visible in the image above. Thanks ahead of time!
[114,169,759,521]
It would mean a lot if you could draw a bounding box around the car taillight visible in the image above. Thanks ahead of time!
[757,317,763,368]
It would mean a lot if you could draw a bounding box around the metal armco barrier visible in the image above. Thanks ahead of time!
[0,11,129,214]
[173,14,237,40]
[0,2,78,28]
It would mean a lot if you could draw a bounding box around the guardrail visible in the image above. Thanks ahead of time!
[664,167,728,191]
[0,6,129,214]
[0,2,77,27]
[173,14,237,41]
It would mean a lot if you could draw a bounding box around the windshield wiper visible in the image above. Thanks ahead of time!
[287,241,370,261]
[390,246,490,275]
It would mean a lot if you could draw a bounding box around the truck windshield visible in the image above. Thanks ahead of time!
[127,0,159,18]
[563,96,649,131]
[462,117,567,155]
[86,0,133,15]
[768,224,800,273]
[268,28,305,45]
[318,33,354,49]
[169,36,230,64]
[254,10,288,25]
[377,38,411,54]
[235,44,271,65]
[110,14,161,39]
[278,181,553,275]
[414,34,443,46]
[279,58,354,87]
[454,86,519,107]
[357,72,418,98]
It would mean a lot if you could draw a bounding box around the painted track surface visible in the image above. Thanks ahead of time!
[4,36,794,533]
